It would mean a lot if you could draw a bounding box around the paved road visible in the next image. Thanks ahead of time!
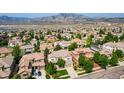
[76,65,124,79]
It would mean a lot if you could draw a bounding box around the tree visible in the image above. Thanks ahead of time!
[11,74,21,79]
[109,52,118,66]
[12,45,22,64]
[35,35,39,41]
[45,62,57,75]
[83,59,93,73]
[47,29,52,35]
[114,49,123,58]
[103,32,118,43]
[98,54,109,69]
[0,39,8,47]
[44,48,49,56]
[76,33,81,39]
[44,48,49,63]
[99,29,105,34]
[78,54,85,66]
[29,30,35,39]
[57,33,62,40]
[34,40,40,52]
[40,34,44,41]
[57,59,65,68]
[86,36,93,47]
[68,42,78,51]
[54,45,62,51]
[120,32,124,41]
[93,52,100,63]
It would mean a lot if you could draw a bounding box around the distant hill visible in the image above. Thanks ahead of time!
[0,13,124,25]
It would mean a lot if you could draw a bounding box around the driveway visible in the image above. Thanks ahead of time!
[33,70,46,79]
[66,67,78,78]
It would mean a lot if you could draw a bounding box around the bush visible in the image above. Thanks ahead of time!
[46,74,50,79]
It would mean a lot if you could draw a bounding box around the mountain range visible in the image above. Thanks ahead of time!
[0,13,124,25]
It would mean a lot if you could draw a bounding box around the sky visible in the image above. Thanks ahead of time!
[0,13,124,18]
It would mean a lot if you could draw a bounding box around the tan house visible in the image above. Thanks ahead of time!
[40,43,54,52]
[18,53,45,78]
[0,47,13,58]
[20,44,34,55]
[45,35,56,43]
[71,48,93,66]
[48,50,73,67]
[0,56,14,79]
[71,38,84,47]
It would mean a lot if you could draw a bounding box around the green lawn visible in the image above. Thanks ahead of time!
[56,69,68,76]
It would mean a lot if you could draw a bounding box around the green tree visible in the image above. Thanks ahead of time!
[76,33,81,39]
[86,36,93,47]
[45,62,57,75]
[109,52,118,66]
[11,74,21,79]
[34,40,40,52]
[93,52,100,63]
[47,29,52,35]
[99,29,105,34]
[29,30,35,39]
[44,48,49,63]
[12,45,22,64]
[98,54,108,69]
[78,54,85,66]
[57,59,65,68]
[40,34,44,40]
[68,42,78,51]
[120,32,124,41]
[83,59,93,73]
[114,49,123,58]
[0,39,8,47]
[44,48,49,56]
[54,44,62,51]
[57,33,62,40]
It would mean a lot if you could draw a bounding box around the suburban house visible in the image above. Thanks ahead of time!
[48,50,73,67]
[0,56,14,79]
[54,41,71,49]
[102,42,116,52]
[40,43,54,52]
[71,38,84,47]
[18,53,45,78]
[20,44,34,55]
[102,41,124,55]
[71,48,93,66]
[8,38,22,47]
[0,47,13,58]
[45,35,56,43]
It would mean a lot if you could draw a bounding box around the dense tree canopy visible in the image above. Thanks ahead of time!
[78,54,85,66]
[76,33,81,39]
[119,32,124,41]
[12,45,22,64]
[45,62,57,75]
[0,39,8,47]
[57,59,65,68]
[83,59,93,73]
[109,52,118,66]
[54,45,62,51]
[114,49,123,58]
[86,36,93,47]
[68,42,78,51]
[98,54,109,69]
